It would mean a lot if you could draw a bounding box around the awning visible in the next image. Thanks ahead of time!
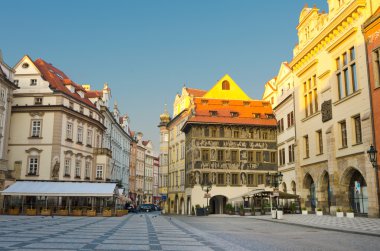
[278,191,299,199]
[1,181,117,197]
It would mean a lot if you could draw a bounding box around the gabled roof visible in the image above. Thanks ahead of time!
[33,59,96,108]
[185,88,207,97]
[86,90,103,98]
[202,74,252,101]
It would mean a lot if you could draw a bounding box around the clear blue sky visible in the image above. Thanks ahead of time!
[1,0,328,150]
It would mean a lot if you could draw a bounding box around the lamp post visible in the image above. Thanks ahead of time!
[367,144,380,217]
[201,180,212,214]
[266,172,283,209]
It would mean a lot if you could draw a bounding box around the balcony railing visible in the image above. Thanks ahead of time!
[93,148,112,157]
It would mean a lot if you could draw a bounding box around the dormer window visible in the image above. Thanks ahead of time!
[243,101,250,107]
[79,106,84,114]
[89,111,93,118]
[69,102,74,109]
[222,80,230,90]
[34,97,43,105]
[30,79,37,86]
[209,111,217,117]
[222,101,229,106]
[266,114,275,119]
[77,90,84,98]
[230,112,239,117]
[253,113,261,118]
[201,100,208,105]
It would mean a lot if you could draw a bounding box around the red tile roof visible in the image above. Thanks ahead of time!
[185,88,207,97]
[85,90,103,99]
[34,59,96,108]
[185,98,277,128]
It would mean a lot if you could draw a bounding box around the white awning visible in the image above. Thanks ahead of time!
[229,189,266,202]
[1,181,117,197]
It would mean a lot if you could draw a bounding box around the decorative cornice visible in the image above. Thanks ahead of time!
[25,147,43,154]
[326,27,357,52]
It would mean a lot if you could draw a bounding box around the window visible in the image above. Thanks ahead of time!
[77,126,83,143]
[34,97,43,105]
[279,148,285,166]
[316,130,323,154]
[231,173,238,185]
[231,112,239,117]
[85,162,90,178]
[353,115,362,144]
[28,157,39,175]
[288,144,295,163]
[304,135,309,158]
[233,131,239,138]
[270,152,276,163]
[202,149,209,161]
[96,165,103,179]
[66,122,73,140]
[0,88,5,101]
[217,173,225,185]
[336,47,358,99]
[87,130,93,146]
[64,159,71,176]
[303,75,318,117]
[247,174,254,185]
[248,151,254,162]
[211,129,217,137]
[31,120,42,137]
[277,118,284,133]
[217,150,224,161]
[373,48,380,87]
[256,151,262,162]
[30,79,37,86]
[258,174,264,184]
[14,80,19,86]
[79,106,84,114]
[287,111,294,127]
[231,150,238,162]
[202,173,209,184]
[340,120,347,148]
[210,111,217,117]
[89,111,93,118]
[75,160,81,178]
[222,80,230,90]
[69,102,74,109]
[253,113,260,119]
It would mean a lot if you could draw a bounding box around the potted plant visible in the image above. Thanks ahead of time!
[116,209,125,217]
[225,203,233,215]
[290,202,296,214]
[195,204,205,216]
[103,207,112,217]
[336,208,344,217]
[239,205,245,216]
[346,209,354,218]
[87,208,97,216]
[301,207,308,215]
[26,207,37,216]
[191,206,195,216]
[9,206,20,215]
[72,207,82,216]
[58,207,69,216]
[41,208,51,216]
[316,208,323,216]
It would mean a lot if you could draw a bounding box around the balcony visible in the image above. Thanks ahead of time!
[94,148,112,157]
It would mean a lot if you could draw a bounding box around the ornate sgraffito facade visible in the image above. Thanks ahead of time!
[182,74,277,214]
[290,0,380,217]
[0,52,18,207]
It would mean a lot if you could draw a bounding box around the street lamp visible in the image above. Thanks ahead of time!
[266,172,283,211]
[367,144,378,168]
[201,180,212,212]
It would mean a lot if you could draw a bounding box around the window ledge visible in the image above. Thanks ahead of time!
[86,144,92,148]
[26,173,38,176]
[28,136,42,139]
[333,89,361,106]
[75,176,81,179]
[64,174,70,177]
[85,177,90,180]
[66,138,73,142]
[76,142,83,145]
[303,156,310,160]
[352,142,363,147]
[96,177,103,180]
[301,111,321,123]
[316,153,324,156]
[338,146,348,150]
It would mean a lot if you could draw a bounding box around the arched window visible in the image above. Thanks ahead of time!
[222,80,230,90]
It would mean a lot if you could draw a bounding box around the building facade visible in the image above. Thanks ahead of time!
[158,108,170,210]
[0,52,18,207]
[290,0,380,217]
[9,56,111,184]
[262,63,297,197]
[182,75,277,214]
[363,6,380,216]
[143,140,154,203]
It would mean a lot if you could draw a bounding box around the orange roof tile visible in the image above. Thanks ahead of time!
[34,59,96,108]
[185,88,207,97]
[185,97,276,128]
[85,90,103,99]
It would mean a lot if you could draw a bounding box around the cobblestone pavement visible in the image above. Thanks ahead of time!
[209,214,380,236]
[0,213,237,251]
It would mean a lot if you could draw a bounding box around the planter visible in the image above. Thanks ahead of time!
[116,210,125,217]
[87,210,96,217]
[271,210,277,219]
[336,212,344,217]
[346,212,355,218]
[196,208,206,216]
[26,208,37,216]
[72,209,82,216]
[9,208,20,215]
[103,210,112,217]
[316,211,323,216]
[41,209,51,216]
[277,210,283,220]
[302,210,308,215]
[239,211,245,216]
[58,209,69,216]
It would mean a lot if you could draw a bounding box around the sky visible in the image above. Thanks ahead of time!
[1,0,328,151]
